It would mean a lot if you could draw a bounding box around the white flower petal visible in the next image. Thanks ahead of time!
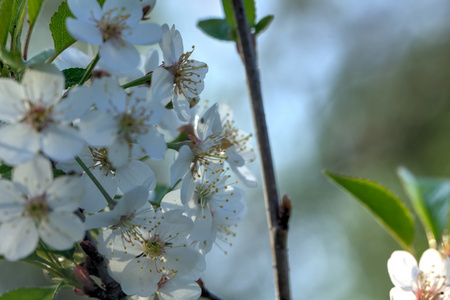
[92,77,127,112]
[0,218,38,261]
[39,212,84,250]
[55,85,93,121]
[387,251,418,291]
[158,280,201,300]
[79,110,117,146]
[389,287,416,300]
[144,49,159,73]
[67,0,102,22]
[0,181,25,222]
[0,124,40,165]
[66,18,103,45]
[22,64,64,107]
[170,145,194,186]
[0,79,26,122]
[80,169,117,213]
[47,176,84,211]
[150,67,174,106]
[173,92,191,122]
[419,248,447,277]
[136,128,167,161]
[103,0,142,28]
[99,40,140,73]
[41,125,84,162]
[115,160,155,192]
[13,155,52,196]
[108,138,130,168]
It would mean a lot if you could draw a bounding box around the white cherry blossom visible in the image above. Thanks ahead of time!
[66,0,162,74]
[388,249,450,299]
[0,64,86,165]
[0,156,85,261]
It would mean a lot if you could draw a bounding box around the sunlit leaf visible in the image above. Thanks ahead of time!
[0,287,54,300]
[325,170,414,250]
[24,49,55,67]
[62,67,88,89]
[255,15,274,35]
[49,1,75,56]
[244,0,256,27]
[0,47,24,71]
[28,0,45,30]
[398,167,450,242]
[0,0,14,46]
[197,19,234,41]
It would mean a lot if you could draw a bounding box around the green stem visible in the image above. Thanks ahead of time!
[78,53,99,85]
[121,73,153,89]
[75,156,115,207]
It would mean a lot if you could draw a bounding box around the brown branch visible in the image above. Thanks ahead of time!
[78,235,127,300]
[196,278,223,300]
[230,1,292,299]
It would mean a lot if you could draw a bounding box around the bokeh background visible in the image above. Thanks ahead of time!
[2,1,450,299]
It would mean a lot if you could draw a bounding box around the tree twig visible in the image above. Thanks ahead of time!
[230,1,292,299]
[196,279,223,300]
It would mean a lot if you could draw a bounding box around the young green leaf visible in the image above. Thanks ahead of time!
[28,0,45,31]
[398,167,450,243]
[0,47,25,71]
[62,67,88,89]
[24,49,56,67]
[243,0,256,27]
[0,0,14,46]
[0,287,55,300]
[197,19,234,41]
[255,15,274,35]
[325,170,414,250]
[221,0,235,28]
[49,1,75,58]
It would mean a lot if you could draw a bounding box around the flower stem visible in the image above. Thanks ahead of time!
[75,156,115,207]
[230,1,292,299]
[79,53,100,85]
[121,73,153,89]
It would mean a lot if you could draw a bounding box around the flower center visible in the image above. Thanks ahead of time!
[95,8,130,44]
[415,270,449,300]
[143,238,165,259]
[89,147,113,173]
[168,46,207,104]
[23,103,53,132]
[24,194,49,220]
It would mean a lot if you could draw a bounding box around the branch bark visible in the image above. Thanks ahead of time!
[230,1,292,299]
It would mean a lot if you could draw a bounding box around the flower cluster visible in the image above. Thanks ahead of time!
[387,249,450,299]
[0,0,256,299]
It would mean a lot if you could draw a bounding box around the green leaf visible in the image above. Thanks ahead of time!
[49,1,75,58]
[255,15,274,35]
[28,0,45,30]
[62,67,88,89]
[197,19,234,41]
[243,0,256,27]
[24,49,55,67]
[0,287,55,300]
[325,170,414,250]
[0,0,14,46]
[221,0,235,28]
[398,167,450,242]
[0,164,12,174]
[0,47,24,71]
[52,169,66,178]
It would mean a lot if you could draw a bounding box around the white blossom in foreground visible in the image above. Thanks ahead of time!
[157,24,208,121]
[106,209,204,296]
[387,249,450,299]
[66,0,162,74]
[0,156,85,261]
[57,145,156,213]
[0,64,86,165]
[170,103,256,189]
[131,275,201,300]
[80,77,167,168]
